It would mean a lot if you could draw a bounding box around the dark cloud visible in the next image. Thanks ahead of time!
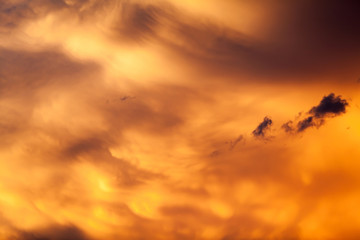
[229,135,244,150]
[297,116,316,132]
[16,225,91,240]
[309,93,349,118]
[281,121,294,133]
[289,93,349,132]
[252,116,272,137]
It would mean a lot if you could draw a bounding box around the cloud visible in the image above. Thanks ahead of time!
[288,93,349,132]
[95,0,360,81]
[112,3,164,42]
[0,1,360,239]
[309,93,349,118]
[297,116,316,132]
[16,225,92,240]
[228,135,244,150]
[0,47,100,97]
[0,0,67,33]
[4,0,358,82]
[0,47,101,151]
[252,116,272,137]
[281,121,294,133]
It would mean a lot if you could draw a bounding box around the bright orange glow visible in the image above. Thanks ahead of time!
[1,0,360,239]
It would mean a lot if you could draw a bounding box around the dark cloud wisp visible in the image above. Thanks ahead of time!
[252,116,272,137]
[286,93,349,132]
[281,121,294,133]
[297,116,316,133]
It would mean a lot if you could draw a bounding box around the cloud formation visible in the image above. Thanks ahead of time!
[309,93,348,118]
[252,116,273,137]
[296,93,348,132]
[0,1,360,240]
[281,121,294,133]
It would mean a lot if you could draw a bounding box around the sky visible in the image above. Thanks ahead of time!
[1,0,360,239]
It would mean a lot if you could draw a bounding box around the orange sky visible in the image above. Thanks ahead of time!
[1,0,360,239]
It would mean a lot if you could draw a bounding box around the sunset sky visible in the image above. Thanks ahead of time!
[1,0,360,239]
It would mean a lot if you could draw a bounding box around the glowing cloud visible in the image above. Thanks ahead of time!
[1,0,360,239]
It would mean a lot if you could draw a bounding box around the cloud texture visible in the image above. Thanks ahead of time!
[1,0,360,239]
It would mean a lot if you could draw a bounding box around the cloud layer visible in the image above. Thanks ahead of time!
[0,0,360,240]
